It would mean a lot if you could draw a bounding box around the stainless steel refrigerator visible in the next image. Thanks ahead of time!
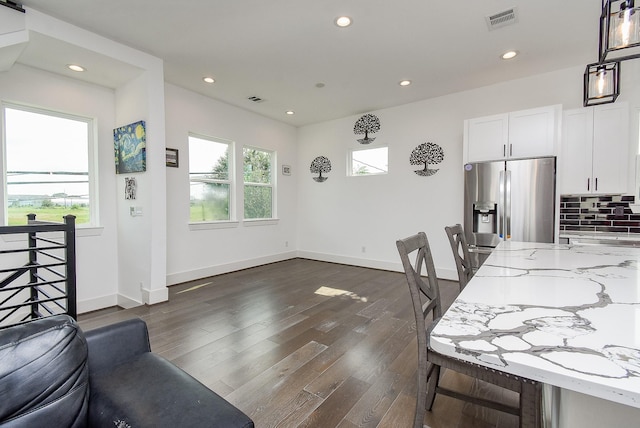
[463,157,556,263]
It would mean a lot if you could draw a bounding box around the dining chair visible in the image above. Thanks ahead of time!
[396,232,542,428]
[444,223,477,291]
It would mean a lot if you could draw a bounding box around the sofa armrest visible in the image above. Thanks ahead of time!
[84,317,151,374]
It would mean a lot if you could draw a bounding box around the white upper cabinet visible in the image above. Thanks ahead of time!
[464,114,508,162]
[464,105,560,163]
[560,102,629,195]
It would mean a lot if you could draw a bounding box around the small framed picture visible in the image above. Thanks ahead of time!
[166,148,179,168]
[282,165,291,176]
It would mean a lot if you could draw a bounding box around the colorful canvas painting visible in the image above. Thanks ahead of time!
[114,120,146,174]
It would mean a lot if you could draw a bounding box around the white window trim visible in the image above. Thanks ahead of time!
[1,101,98,227]
[242,146,276,221]
[347,145,389,177]
[188,220,239,231]
[188,133,235,223]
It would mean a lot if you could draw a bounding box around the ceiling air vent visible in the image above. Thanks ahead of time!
[485,7,518,31]
[247,96,265,103]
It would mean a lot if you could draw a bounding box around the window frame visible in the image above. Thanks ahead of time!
[1,102,98,228]
[242,145,276,221]
[187,133,235,225]
[348,145,389,177]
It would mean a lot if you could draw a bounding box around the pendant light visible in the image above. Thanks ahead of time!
[599,0,640,61]
[583,61,620,106]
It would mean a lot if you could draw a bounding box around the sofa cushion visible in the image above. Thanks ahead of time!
[89,352,253,428]
[0,315,89,428]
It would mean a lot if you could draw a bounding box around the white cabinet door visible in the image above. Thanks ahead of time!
[592,103,629,194]
[560,109,593,194]
[464,114,508,163]
[509,106,558,159]
[464,105,559,164]
[560,103,629,195]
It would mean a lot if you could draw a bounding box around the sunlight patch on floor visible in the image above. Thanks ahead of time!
[176,281,212,294]
[314,286,368,302]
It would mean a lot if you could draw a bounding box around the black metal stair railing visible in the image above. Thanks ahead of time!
[0,214,76,328]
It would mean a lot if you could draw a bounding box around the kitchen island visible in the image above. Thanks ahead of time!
[429,241,640,427]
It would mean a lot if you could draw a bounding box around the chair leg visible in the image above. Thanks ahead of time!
[413,357,429,428]
[519,381,542,428]
[426,364,440,411]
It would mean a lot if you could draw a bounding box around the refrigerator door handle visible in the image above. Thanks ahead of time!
[498,170,505,239]
[505,169,511,239]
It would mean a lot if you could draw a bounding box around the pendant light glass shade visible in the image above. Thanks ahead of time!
[600,0,640,61]
[583,61,620,106]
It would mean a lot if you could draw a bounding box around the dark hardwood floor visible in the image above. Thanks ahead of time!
[79,258,519,428]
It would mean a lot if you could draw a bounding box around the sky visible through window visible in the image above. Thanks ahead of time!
[188,135,229,200]
[4,106,90,223]
[351,146,388,175]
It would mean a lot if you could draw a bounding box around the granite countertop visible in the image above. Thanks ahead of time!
[429,241,640,408]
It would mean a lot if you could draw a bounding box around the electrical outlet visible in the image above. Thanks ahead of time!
[361,246,366,253]
[285,241,289,247]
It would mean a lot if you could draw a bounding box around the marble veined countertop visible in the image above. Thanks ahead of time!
[429,241,640,408]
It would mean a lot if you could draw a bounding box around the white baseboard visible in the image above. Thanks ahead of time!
[117,293,143,309]
[296,250,402,272]
[166,250,298,286]
[80,250,457,314]
[296,250,458,281]
[77,294,118,314]
[77,289,166,314]
[143,286,168,305]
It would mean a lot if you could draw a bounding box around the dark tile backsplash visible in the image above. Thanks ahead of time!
[560,194,640,234]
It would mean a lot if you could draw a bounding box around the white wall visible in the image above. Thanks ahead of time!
[164,84,298,285]
[23,8,169,309]
[0,64,120,310]
[1,6,639,310]
[296,64,640,278]
[0,7,169,312]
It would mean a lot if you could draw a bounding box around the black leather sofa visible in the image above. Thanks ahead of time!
[0,314,254,428]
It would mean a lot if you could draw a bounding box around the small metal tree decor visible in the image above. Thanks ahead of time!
[310,156,332,182]
[353,113,381,144]
[410,142,444,176]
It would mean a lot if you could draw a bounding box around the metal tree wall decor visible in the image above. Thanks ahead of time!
[410,142,444,176]
[310,156,332,182]
[353,114,381,144]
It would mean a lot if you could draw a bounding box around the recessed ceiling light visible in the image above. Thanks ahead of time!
[399,80,412,86]
[501,50,518,60]
[286,110,295,115]
[335,16,352,27]
[67,64,85,72]
[203,77,215,84]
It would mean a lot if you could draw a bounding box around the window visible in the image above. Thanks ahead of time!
[188,134,233,222]
[349,146,388,176]
[3,104,94,226]
[243,147,274,219]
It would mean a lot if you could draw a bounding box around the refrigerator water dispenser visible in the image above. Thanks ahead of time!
[473,202,497,234]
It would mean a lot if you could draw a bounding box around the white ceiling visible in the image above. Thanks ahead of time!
[16,0,601,127]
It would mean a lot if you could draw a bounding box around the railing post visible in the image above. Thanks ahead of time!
[26,213,38,319]
[64,215,77,320]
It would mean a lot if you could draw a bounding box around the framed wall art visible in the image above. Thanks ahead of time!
[166,148,179,167]
[114,120,146,174]
[125,177,137,200]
